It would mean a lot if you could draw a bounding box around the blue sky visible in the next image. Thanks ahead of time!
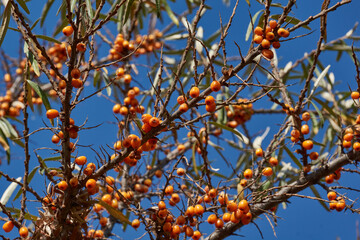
[1,0,360,239]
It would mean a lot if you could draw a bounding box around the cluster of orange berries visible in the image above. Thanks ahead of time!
[108,30,163,60]
[327,191,346,211]
[324,168,342,184]
[226,99,254,128]
[113,85,144,115]
[253,20,290,60]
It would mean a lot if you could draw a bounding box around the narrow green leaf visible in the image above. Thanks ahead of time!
[155,0,161,17]
[102,72,112,96]
[13,166,39,201]
[5,207,37,221]
[245,10,262,41]
[97,199,131,224]
[271,14,311,30]
[0,3,11,48]
[85,0,94,18]
[192,142,199,177]
[0,177,22,205]
[283,146,302,168]
[27,80,52,111]
[163,0,179,26]
[122,0,135,26]
[40,0,55,27]
[24,42,40,77]
[310,185,330,211]
[309,100,324,128]
[31,18,41,30]
[244,0,250,6]
[25,81,34,112]
[35,35,61,44]
[16,0,30,14]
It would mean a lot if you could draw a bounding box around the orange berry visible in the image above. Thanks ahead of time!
[262,49,274,59]
[186,206,195,217]
[99,217,108,227]
[351,91,360,99]
[179,103,189,112]
[46,109,59,119]
[309,152,319,161]
[240,179,247,187]
[302,112,311,121]
[94,230,104,238]
[244,169,253,179]
[343,140,352,148]
[215,218,224,228]
[336,200,346,212]
[165,185,174,195]
[353,142,360,151]
[208,188,217,198]
[254,26,263,35]
[123,74,132,84]
[75,156,87,165]
[301,124,310,135]
[327,191,337,201]
[343,133,353,142]
[155,169,162,178]
[158,200,166,210]
[272,41,281,49]
[194,204,204,215]
[207,214,217,224]
[269,157,278,166]
[205,96,215,105]
[76,42,86,52]
[205,102,216,112]
[325,174,334,184]
[255,148,263,157]
[238,200,249,211]
[302,140,314,150]
[132,219,140,228]
[218,192,228,205]
[71,68,81,79]
[176,215,186,225]
[69,177,78,187]
[62,26,74,36]
[277,28,290,37]
[227,200,238,212]
[116,67,125,77]
[177,168,185,176]
[149,117,160,127]
[192,230,201,240]
[172,224,181,235]
[269,20,277,29]
[261,39,271,49]
[253,35,263,44]
[262,167,273,176]
[210,80,221,92]
[51,134,60,144]
[223,212,231,222]
[102,194,112,204]
[291,129,300,138]
[19,226,28,238]
[190,86,200,98]
[2,221,14,232]
[58,180,68,191]
[177,95,187,105]
[266,32,275,41]
[86,179,97,189]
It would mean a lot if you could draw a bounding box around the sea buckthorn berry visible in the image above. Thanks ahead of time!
[265,32,275,41]
[309,152,319,161]
[179,103,189,112]
[269,157,278,166]
[215,219,224,229]
[165,185,174,195]
[302,140,314,150]
[325,174,334,184]
[177,95,186,105]
[99,217,108,227]
[2,221,14,232]
[19,226,29,238]
[58,180,68,191]
[303,165,311,173]
[253,35,263,44]
[291,129,300,138]
[124,74,132,84]
[52,134,60,144]
[116,67,125,77]
[240,179,247,187]
[210,80,221,92]
[62,26,74,36]
[261,39,271,49]
[223,212,231,222]
[205,96,215,105]
[83,167,93,176]
[71,68,81,79]
[302,112,311,121]
[343,133,353,142]
[261,49,274,59]
[155,170,162,178]
[192,230,201,240]
[351,91,360,99]
[71,78,83,88]
[244,169,253,179]
[353,142,360,151]
[86,179,96,189]
[132,219,140,228]
[254,26,263,35]
[95,230,104,238]
[177,167,185,176]
[272,41,281,49]
[218,192,228,205]
[336,200,346,212]
[255,148,263,157]
[190,86,200,98]
[102,194,112,204]
[176,215,186,225]
[277,28,290,37]
[75,156,87,165]
[269,20,277,29]
[69,177,78,187]
[186,206,195,217]
[208,188,217,198]
[46,109,59,119]
[194,204,205,215]
[327,191,337,201]
[205,102,216,112]
[76,42,86,52]
[207,214,217,224]
[262,167,273,176]
[265,26,272,33]
[238,199,249,211]
[149,117,160,127]
[227,200,238,212]
[141,114,152,124]
[230,212,240,223]
[301,124,310,135]
[343,140,352,148]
